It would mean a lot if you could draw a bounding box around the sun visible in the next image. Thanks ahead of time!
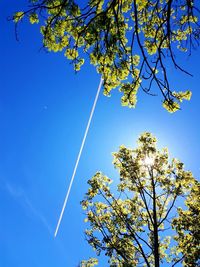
[143,155,155,166]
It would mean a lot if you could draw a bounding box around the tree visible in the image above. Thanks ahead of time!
[80,132,200,266]
[13,0,200,112]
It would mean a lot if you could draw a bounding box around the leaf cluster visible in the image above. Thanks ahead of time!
[80,133,199,266]
[13,0,200,111]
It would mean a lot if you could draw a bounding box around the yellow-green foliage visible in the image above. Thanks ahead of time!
[81,132,199,266]
[29,13,39,24]
[80,258,98,267]
[14,0,199,111]
[14,11,24,22]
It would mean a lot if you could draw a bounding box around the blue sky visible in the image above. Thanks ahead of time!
[0,1,200,267]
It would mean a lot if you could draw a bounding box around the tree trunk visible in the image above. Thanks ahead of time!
[151,169,160,267]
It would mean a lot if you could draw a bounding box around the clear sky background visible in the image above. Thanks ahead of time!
[0,1,200,267]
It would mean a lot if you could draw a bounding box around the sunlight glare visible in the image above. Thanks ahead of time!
[143,155,155,166]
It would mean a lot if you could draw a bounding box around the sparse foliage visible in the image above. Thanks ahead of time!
[80,133,200,266]
[13,0,200,111]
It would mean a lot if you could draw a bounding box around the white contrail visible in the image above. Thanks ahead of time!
[54,77,103,237]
